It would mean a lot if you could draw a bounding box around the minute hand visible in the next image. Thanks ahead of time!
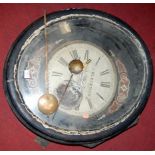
[52,74,73,120]
[60,74,73,102]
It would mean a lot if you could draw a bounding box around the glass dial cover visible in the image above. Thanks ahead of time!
[4,9,153,146]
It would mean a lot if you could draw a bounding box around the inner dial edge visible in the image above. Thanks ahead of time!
[48,41,118,117]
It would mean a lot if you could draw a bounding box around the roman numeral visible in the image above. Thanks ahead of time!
[70,50,79,59]
[52,71,63,77]
[58,57,68,66]
[95,57,100,65]
[84,50,89,60]
[100,69,109,76]
[96,92,105,101]
[100,82,110,88]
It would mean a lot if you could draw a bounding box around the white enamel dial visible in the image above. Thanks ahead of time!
[48,41,118,117]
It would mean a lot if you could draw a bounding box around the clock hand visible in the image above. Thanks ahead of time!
[78,59,91,86]
[75,59,92,110]
[84,59,91,68]
[38,11,58,116]
[60,74,74,102]
[52,59,91,119]
[52,73,73,120]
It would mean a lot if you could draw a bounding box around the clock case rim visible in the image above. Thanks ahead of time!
[3,8,153,146]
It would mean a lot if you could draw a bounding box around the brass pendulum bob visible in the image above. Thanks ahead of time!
[38,93,58,115]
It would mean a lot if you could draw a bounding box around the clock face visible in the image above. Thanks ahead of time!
[4,9,153,146]
[48,42,118,116]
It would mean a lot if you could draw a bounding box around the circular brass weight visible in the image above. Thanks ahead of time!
[69,59,84,74]
[38,94,58,115]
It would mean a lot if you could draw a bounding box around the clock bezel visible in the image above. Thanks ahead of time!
[3,8,153,145]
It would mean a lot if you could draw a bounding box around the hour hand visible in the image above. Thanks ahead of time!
[83,59,91,68]
[86,97,93,109]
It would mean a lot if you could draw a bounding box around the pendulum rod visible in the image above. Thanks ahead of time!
[44,10,49,94]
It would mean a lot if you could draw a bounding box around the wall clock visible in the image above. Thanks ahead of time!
[3,9,153,147]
